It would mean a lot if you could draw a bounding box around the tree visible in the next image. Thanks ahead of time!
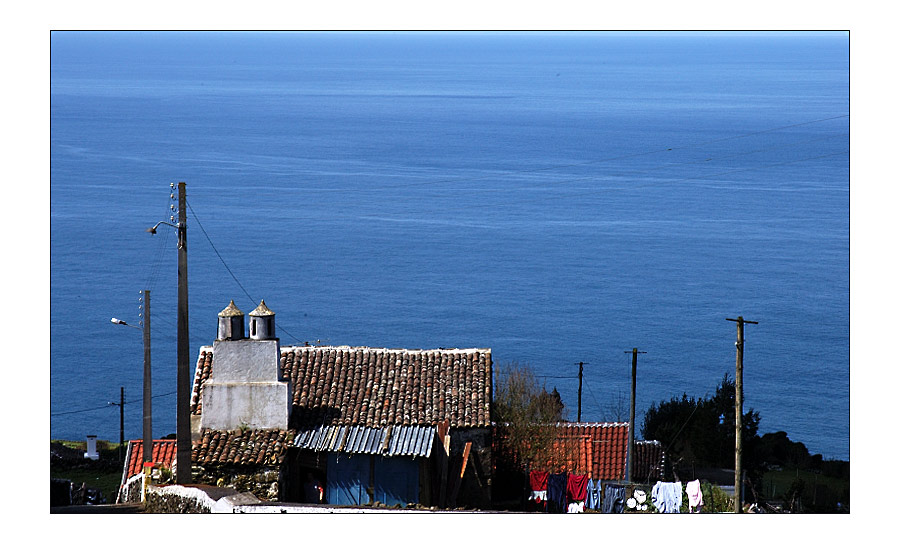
[492,362,566,472]
[641,374,761,474]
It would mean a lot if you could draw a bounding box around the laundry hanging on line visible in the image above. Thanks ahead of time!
[651,481,683,513]
[602,483,627,514]
[586,478,602,510]
[547,472,568,513]
[566,473,589,513]
[528,470,548,503]
[686,479,703,513]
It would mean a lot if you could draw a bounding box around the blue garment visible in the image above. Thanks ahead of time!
[651,481,683,513]
[586,479,601,510]
[547,473,567,513]
[602,483,626,514]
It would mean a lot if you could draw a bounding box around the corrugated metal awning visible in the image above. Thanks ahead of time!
[293,425,435,458]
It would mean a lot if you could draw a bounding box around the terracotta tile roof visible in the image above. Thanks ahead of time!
[191,345,493,429]
[530,422,630,481]
[190,348,213,416]
[122,439,177,481]
[633,439,666,483]
[193,428,295,466]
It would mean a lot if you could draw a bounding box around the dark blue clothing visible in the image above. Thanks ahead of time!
[602,483,626,514]
[547,473,567,513]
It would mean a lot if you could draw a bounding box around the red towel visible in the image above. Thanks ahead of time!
[567,474,589,503]
[530,470,549,492]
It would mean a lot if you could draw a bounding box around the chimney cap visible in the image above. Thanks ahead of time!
[249,300,275,317]
[218,300,244,317]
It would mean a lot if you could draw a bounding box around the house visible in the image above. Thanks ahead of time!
[189,300,493,508]
[116,438,177,503]
[491,422,666,508]
[494,422,631,480]
[632,439,666,483]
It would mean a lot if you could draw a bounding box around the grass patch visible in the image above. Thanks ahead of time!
[51,439,127,504]
[759,467,850,513]
[51,466,124,503]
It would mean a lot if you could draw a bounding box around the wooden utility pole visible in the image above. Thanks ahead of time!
[726,316,757,513]
[575,362,590,422]
[625,348,645,483]
[176,182,191,484]
[109,387,125,462]
[141,290,152,464]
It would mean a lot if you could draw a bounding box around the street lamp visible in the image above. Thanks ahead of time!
[111,317,139,329]
[111,289,152,465]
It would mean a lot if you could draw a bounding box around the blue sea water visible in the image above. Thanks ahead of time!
[50,31,850,460]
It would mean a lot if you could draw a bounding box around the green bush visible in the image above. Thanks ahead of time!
[699,482,734,513]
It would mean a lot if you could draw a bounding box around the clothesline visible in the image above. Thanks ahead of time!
[528,470,705,514]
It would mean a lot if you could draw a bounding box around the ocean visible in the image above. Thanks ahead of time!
[50,31,850,460]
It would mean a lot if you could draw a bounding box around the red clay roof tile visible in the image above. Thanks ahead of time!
[191,345,493,430]
[122,439,177,481]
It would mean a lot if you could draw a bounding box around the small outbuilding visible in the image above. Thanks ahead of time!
[189,300,493,508]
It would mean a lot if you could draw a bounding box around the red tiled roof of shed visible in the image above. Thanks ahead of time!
[192,428,295,466]
[122,439,177,481]
[531,422,630,480]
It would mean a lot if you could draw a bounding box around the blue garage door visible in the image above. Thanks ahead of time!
[373,455,419,506]
[326,453,420,506]
[326,453,368,506]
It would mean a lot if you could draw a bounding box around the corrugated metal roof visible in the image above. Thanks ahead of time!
[294,424,435,458]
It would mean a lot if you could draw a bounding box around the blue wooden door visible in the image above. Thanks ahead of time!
[373,456,419,506]
[326,453,369,505]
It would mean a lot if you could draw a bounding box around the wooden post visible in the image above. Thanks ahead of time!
[142,290,152,464]
[625,348,645,483]
[176,182,191,484]
[727,316,757,513]
[119,387,125,462]
[577,362,584,422]
[448,441,472,507]
[436,419,450,507]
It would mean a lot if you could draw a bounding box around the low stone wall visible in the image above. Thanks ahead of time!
[136,483,501,514]
[192,464,283,501]
[118,473,144,504]
[145,485,216,513]
[144,484,262,513]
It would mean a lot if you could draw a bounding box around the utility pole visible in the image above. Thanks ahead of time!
[576,362,587,422]
[108,387,125,462]
[726,316,757,513]
[141,290,152,464]
[145,183,191,482]
[625,348,645,483]
[176,182,191,484]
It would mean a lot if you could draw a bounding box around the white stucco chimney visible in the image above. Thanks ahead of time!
[84,435,99,460]
[201,300,291,431]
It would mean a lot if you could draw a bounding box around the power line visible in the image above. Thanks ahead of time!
[186,199,256,305]
[186,198,304,344]
[51,391,176,417]
[144,191,176,292]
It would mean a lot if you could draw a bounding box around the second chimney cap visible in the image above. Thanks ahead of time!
[249,300,275,317]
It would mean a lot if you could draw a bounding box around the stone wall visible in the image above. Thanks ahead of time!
[145,486,215,513]
[192,463,284,501]
[118,473,144,504]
